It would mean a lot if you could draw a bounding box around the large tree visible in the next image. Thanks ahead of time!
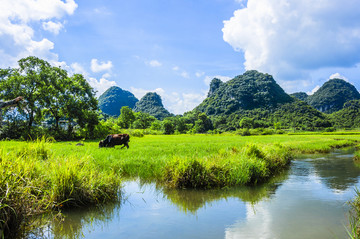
[0,56,98,138]
[0,56,50,129]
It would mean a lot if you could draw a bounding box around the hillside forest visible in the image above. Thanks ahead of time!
[1,56,360,140]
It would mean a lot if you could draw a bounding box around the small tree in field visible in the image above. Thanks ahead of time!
[118,106,135,128]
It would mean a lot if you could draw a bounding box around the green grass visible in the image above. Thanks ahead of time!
[1,133,359,238]
[0,138,121,239]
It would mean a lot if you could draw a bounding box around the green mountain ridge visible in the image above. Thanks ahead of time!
[195,70,294,116]
[98,86,139,116]
[306,79,360,114]
[134,92,173,120]
[290,92,308,101]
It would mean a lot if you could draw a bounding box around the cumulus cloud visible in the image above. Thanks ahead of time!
[42,21,64,34]
[88,77,117,97]
[147,60,162,67]
[329,73,348,81]
[222,0,360,82]
[90,59,113,73]
[71,62,88,77]
[130,87,206,115]
[0,0,77,67]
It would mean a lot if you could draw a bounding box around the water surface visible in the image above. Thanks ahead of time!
[30,148,360,239]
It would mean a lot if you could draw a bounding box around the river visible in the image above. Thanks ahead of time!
[28,148,360,239]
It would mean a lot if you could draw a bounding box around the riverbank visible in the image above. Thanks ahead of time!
[1,134,359,238]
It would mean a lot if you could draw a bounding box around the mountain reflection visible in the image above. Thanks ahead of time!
[307,148,360,191]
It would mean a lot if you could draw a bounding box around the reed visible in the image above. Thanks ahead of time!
[164,143,292,188]
[348,188,360,239]
[0,138,121,239]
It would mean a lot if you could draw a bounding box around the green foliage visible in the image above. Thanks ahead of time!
[290,92,308,101]
[0,56,98,140]
[150,120,162,131]
[98,86,138,117]
[306,78,360,113]
[195,70,293,116]
[118,106,135,129]
[194,113,213,133]
[162,119,175,134]
[330,100,360,129]
[239,117,253,129]
[133,92,172,120]
[132,111,156,129]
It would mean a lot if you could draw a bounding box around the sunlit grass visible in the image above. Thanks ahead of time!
[1,133,359,238]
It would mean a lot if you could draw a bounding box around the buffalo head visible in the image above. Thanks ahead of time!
[99,140,104,148]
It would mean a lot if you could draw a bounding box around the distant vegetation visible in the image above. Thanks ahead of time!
[1,57,360,140]
[306,78,360,113]
[133,92,173,120]
[98,86,138,117]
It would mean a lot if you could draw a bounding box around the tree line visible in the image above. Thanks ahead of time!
[1,57,359,140]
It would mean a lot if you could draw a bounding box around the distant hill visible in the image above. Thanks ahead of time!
[330,100,360,128]
[195,70,293,116]
[306,79,360,113]
[98,86,138,116]
[290,92,308,101]
[133,92,173,120]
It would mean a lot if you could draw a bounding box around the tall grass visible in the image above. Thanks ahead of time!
[164,143,292,188]
[0,138,121,239]
[348,188,360,239]
[1,133,359,237]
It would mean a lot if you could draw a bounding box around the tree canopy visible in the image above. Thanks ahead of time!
[0,56,98,139]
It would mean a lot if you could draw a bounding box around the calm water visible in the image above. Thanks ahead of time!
[30,148,360,239]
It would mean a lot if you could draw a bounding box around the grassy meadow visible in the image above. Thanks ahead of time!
[1,133,360,238]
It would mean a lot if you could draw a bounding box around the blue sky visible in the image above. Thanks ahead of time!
[1,0,360,114]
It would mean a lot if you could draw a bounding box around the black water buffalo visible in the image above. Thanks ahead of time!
[99,134,130,149]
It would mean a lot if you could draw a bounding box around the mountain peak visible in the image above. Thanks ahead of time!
[195,70,293,116]
[306,78,360,113]
[134,92,173,120]
[98,86,138,116]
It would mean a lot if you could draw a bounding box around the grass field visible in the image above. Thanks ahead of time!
[1,133,360,238]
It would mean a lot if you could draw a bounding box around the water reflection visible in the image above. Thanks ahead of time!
[26,149,360,239]
[162,171,288,214]
[304,148,360,191]
[26,200,121,239]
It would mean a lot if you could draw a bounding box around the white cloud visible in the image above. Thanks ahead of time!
[90,59,113,73]
[204,75,232,86]
[42,21,64,34]
[130,87,165,101]
[329,73,348,81]
[147,60,162,67]
[222,0,360,83]
[89,77,117,97]
[71,62,88,77]
[307,85,320,95]
[172,66,180,71]
[196,71,205,78]
[130,87,206,115]
[0,0,77,67]
[181,71,190,79]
